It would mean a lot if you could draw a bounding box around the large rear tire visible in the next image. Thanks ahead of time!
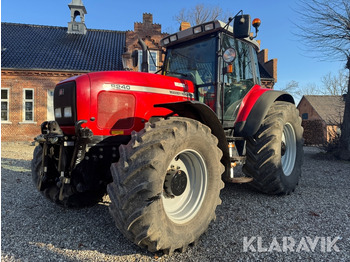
[243,102,303,195]
[107,117,224,254]
[31,145,106,207]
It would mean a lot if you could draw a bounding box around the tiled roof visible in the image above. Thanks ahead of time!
[301,95,345,125]
[1,23,126,72]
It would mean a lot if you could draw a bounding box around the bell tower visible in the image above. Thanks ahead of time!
[67,0,87,34]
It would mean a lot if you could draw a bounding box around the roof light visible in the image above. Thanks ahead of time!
[163,38,170,45]
[169,34,178,42]
[193,26,202,34]
[204,23,214,31]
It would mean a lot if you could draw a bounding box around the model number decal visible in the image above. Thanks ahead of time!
[110,84,131,90]
[103,84,193,99]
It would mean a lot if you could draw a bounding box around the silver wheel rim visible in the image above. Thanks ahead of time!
[281,123,297,176]
[162,149,207,224]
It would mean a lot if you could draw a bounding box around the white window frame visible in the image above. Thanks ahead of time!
[1,88,10,123]
[138,50,158,73]
[23,88,35,122]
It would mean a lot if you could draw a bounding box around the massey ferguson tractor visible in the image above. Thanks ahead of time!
[31,12,303,255]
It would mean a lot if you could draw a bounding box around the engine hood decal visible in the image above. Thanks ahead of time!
[103,84,194,99]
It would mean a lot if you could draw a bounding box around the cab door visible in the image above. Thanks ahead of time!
[221,35,261,125]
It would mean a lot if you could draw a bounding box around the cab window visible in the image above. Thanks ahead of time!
[222,35,258,121]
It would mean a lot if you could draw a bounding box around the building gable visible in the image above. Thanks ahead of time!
[298,95,345,125]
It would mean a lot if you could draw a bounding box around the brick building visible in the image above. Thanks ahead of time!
[258,48,277,89]
[1,0,277,141]
[1,1,165,141]
[297,95,345,144]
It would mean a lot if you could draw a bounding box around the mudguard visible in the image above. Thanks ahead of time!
[154,101,230,167]
[234,88,294,137]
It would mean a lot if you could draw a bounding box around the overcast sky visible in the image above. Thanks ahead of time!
[1,0,346,97]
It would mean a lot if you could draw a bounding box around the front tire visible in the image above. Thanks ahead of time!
[243,102,304,194]
[107,117,224,254]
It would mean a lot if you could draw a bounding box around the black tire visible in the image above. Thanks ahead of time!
[31,145,106,207]
[243,101,304,195]
[107,117,224,254]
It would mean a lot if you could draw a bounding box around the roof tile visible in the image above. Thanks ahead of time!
[1,23,126,72]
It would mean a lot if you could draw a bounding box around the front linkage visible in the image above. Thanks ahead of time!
[34,120,93,201]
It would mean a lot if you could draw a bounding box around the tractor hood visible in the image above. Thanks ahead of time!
[56,71,195,136]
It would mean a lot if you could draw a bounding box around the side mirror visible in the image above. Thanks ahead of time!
[233,14,251,39]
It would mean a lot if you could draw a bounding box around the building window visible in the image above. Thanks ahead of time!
[23,89,34,122]
[1,89,9,121]
[138,50,158,73]
[47,90,55,121]
[302,113,308,120]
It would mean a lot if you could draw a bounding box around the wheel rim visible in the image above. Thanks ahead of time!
[162,149,207,224]
[281,123,297,176]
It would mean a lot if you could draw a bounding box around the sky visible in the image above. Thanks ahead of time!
[1,0,346,99]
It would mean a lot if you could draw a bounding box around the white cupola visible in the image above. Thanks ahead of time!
[67,0,87,34]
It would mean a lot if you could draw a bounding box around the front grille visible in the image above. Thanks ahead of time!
[54,81,77,126]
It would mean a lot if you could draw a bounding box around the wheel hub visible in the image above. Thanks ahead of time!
[281,123,297,176]
[162,149,208,224]
[164,169,187,197]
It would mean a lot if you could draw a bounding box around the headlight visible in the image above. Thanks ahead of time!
[55,108,62,118]
[64,107,72,118]
[223,48,237,63]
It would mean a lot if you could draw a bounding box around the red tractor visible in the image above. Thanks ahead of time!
[31,13,303,254]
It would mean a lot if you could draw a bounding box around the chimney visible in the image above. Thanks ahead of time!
[180,21,191,31]
[67,0,88,34]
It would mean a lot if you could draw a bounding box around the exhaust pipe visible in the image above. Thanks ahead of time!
[138,38,148,73]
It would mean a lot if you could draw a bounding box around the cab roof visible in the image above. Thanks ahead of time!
[160,20,260,50]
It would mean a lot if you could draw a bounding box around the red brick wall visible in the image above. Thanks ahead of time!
[1,70,83,141]
[123,13,168,71]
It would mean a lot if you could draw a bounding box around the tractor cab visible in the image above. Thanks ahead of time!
[161,17,261,128]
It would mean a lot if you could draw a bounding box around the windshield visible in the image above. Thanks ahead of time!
[164,37,217,110]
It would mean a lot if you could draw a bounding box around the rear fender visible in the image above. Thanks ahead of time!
[234,87,294,137]
[154,101,230,167]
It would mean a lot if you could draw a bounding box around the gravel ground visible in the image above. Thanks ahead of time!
[1,142,350,261]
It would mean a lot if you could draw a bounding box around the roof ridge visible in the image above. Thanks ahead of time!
[304,95,342,97]
[1,22,126,33]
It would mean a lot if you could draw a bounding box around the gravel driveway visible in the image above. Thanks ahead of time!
[1,142,350,261]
